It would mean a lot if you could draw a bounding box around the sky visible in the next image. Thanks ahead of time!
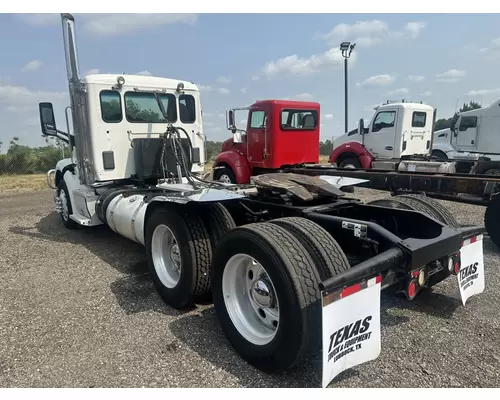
[1,12,500,151]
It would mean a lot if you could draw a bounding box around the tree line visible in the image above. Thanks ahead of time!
[0,101,483,175]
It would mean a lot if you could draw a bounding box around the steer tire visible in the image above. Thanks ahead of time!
[338,157,362,169]
[269,217,351,281]
[57,179,78,230]
[145,205,212,310]
[211,222,322,373]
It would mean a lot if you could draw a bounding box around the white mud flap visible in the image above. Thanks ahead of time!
[458,234,485,306]
[321,276,382,388]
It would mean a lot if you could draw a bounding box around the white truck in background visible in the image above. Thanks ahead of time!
[429,98,500,174]
[328,100,436,170]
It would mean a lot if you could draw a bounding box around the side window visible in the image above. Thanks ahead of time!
[250,111,266,129]
[372,111,396,132]
[280,109,318,130]
[179,94,196,123]
[124,92,177,123]
[100,90,122,123]
[412,111,427,128]
[459,116,478,131]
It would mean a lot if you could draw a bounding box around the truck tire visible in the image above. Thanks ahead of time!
[211,222,322,372]
[213,166,236,184]
[338,157,361,169]
[57,179,78,229]
[145,205,212,310]
[395,194,460,229]
[196,203,237,302]
[198,203,236,249]
[368,194,460,228]
[268,217,351,281]
[484,194,500,249]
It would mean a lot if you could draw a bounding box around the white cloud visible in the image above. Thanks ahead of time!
[240,88,247,94]
[198,84,212,92]
[251,76,260,81]
[202,112,214,118]
[0,84,67,107]
[217,88,230,95]
[387,87,409,96]
[136,70,152,76]
[262,47,354,78]
[479,37,500,60]
[216,76,232,85]
[22,60,44,72]
[468,88,500,96]
[436,69,466,83]
[85,68,100,75]
[356,74,395,88]
[295,93,313,100]
[421,91,432,97]
[323,114,334,120]
[318,20,426,48]
[17,13,199,36]
[408,75,425,82]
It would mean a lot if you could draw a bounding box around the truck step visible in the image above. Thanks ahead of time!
[69,213,94,226]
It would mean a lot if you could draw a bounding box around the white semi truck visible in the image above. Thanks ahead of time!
[40,14,486,388]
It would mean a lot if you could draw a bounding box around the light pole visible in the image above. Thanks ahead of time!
[340,41,356,134]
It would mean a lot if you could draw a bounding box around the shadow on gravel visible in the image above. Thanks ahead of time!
[9,211,188,317]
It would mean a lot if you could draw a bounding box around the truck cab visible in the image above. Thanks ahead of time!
[449,99,500,161]
[328,101,435,169]
[213,100,320,183]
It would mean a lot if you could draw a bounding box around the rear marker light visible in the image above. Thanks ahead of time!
[406,279,418,300]
[448,257,454,272]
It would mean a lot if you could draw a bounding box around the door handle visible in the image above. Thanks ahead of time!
[385,146,393,150]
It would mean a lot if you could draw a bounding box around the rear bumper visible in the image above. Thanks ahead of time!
[320,224,486,294]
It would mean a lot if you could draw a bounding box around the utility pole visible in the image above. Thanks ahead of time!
[340,41,356,134]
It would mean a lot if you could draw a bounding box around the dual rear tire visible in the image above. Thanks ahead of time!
[144,204,350,372]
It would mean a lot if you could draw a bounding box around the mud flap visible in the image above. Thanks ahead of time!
[321,276,382,388]
[458,234,485,306]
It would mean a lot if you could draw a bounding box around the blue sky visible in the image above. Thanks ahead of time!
[1,13,500,151]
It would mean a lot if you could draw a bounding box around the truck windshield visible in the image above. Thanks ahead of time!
[123,92,197,124]
[280,109,318,130]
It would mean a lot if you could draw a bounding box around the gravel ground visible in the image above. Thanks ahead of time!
[0,188,499,388]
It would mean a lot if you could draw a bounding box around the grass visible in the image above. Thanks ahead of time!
[0,173,48,195]
[0,156,332,195]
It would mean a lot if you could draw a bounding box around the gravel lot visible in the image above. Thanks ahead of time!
[1,188,500,388]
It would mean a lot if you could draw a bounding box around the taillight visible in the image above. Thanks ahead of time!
[406,279,418,300]
[449,252,461,275]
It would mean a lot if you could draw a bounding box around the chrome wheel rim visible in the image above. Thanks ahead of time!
[60,190,69,221]
[151,224,181,288]
[222,254,279,346]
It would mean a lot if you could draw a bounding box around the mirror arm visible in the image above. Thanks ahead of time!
[43,127,70,144]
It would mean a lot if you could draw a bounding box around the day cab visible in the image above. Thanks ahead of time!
[329,101,435,170]
[213,100,320,184]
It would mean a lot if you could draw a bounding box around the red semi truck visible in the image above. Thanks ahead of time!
[212,99,321,184]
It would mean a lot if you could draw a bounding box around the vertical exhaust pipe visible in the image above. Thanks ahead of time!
[61,13,81,83]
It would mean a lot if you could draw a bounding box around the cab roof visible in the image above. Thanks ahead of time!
[252,99,320,109]
[82,73,199,91]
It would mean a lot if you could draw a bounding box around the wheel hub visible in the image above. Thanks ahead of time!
[251,278,274,308]
[170,243,181,270]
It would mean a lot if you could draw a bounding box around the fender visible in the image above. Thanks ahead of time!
[213,150,252,184]
[329,142,375,169]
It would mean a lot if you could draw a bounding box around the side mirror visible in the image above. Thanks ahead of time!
[358,118,365,135]
[39,102,57,136]
[227,109,236,132]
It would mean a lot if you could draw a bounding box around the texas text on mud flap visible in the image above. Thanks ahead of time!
[457,234,485,306]
[321,276,382,388]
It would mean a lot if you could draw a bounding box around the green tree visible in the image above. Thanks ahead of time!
[434,100,482,131]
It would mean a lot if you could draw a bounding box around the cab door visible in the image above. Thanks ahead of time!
[364,109,398,159]
[246,109,267,164]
